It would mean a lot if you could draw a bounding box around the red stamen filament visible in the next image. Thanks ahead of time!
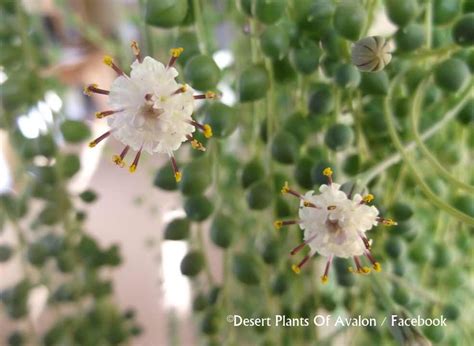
[89,131,111,147]
[129,148,142,173]
[84,84,109,96]
[113,145,130,167]
[170,156,181,182]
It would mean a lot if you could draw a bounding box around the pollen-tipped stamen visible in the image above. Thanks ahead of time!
[273,219,301,230]
[131,41,142,62]
[349,256,371,274]
[365,251,382,272]
[193,91,218,100]
[323,167,333,185]
[170,156,181,182]
[290,233,317,255]
[321,255,333,284]
[188,120,213,138]
[167,47,184,68]
[360,235,371,250]
[84,84,110,96]
[88,131,111,148]
[377,217,398,226]
[282,182,319,208]
[292,255,310,274]
[95,109,123,119]
[113,145,130,168]
[129,148,142,173]
[362,194,375,204]
[186,135,206,152]
[171,85,188,96]
[103,55,125,76]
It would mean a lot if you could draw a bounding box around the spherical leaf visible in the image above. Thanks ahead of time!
[434,58,470,92]
[239,64,270,102]
[433,0,461,25]
[164,218,190,240]
[271,131,299,164]
[289,42,321,74]
[145,0,188,28]
[153,164,178,191]
[335,64,361,88]
[210,213,235,248]
[180,250,205,276]
[232,253,261,285]
[204,102,238,138]
[333,3,366,41]
[184,55,220,91]
[60,120,91,144]
[179,159,211,196]
[241,159,265,189]
[385,0,419,27]
[360,71,389,95]
[255,0,286,24]
[452,14,474,46]
[175,32,200,65]
[260,25,290,60]
[324,124,354,151]
[246,181,273,210]
[395,24,425,52]
[184,195,214,221]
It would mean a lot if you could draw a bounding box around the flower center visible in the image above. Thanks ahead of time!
[140,94,164,120]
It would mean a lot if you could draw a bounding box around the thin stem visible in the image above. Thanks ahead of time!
[193,0,208,54]
[383,75,474,225]
[410,79,474,193]
[196,223,214,284]
[425,0,432,49]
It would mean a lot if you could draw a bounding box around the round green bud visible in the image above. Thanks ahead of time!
[239,64,270,102]
[246,181,273,210]
[241,159,265,189]
[210,213,235,248]
[174,32,200,65]
[184,55,220,91]
[153,164,178,191]
[294,156,314,189]
[385,0,419,27]
[204,102,238,138]
[79,189,98,203]
[145,0,188,28]
[342,154,360,176]
[271,131,299,164]
[180,250,205,276]
[308,84,333,115]
[452,14,474,46]
[335,63,361,88]
[255,0,286,24]
[434,58,470,92]
[184,195,214,221]
[60,120,91,144]
[333,2,366,41]
[457,99,474,125]
[433,0,461,25]
[395,24,426,52]
[164,218,190,240]
[325,124,354,151]
[360,71,389,95]
[260,25,290,60]
[289,42,321,74]
[0,244,13,262]
[179,159,211,196]
[232,253,261,285]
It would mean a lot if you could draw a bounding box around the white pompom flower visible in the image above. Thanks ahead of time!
[274,168,397,284]
[84,42,216,180]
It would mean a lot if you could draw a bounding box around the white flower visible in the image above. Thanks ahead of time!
[84,44,215,179]
[275,168,397,284]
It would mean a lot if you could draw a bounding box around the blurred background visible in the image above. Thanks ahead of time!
[1,0,473,345]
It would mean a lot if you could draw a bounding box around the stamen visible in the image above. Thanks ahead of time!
[362,194,375,203]
[193,91,218,100]
[322,167,333,184]
[84,84,110,96]
[290,233,317,255]
[186,135,206,152]
[282,182,320,208]
[188,120,213,138]
[103,55,125,76]
[131,41,142,62]
[171,85,188,96]
[88,131,111,148]
[129,147,142,173]
[273,219,301,230]
[327,205,337,210]
[365,251,382,272]
[113,145,130,168]
[170,156,181,182]
[95,109,123,119]
[321,255,333,284]
[360,235,371,250]
[303,200,318,208]
[377,217,398,226]
[291,255,310,274]
[354,256,371,274]
[167,47,184,68]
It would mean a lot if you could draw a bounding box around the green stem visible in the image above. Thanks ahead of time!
[425,0,432,49]
[196,223,214,284]
[383,76,474,226]
[193,0,208,54]
[410,80,474,193]
[359,83,472,186]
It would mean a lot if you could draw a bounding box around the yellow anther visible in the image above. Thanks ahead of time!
[103,55,114,66]
[273,220,283,230]
[323,167,333,176]
[191,139,205,151]
[321,275,329,284]
[373,262,382,272]
[129,164,137,173]
[383,218,397,226]
[205,91,217,99]
[170,47,184,58]
[88,141,96,148]
[363,194,374,203]
[303,201,311,207]
[83,84,97,96]
[361,266,371,274]
[95,111,103,119]
[281,181,290,194]
[327,205,336,210]
[181,84,188,92]
[348,267,355,273]
[291,264,301,274]
[174,171,182,182]
[203,124,213,138]
[112,155,125,168]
